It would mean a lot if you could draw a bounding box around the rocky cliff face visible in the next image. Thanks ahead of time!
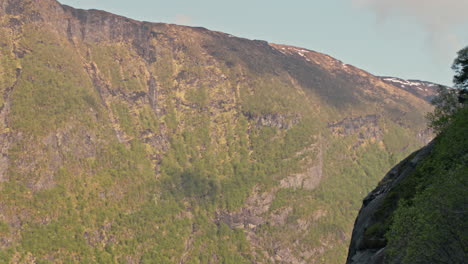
[0,0,438,263]
[347,105,468,264]
[346,142,435,264]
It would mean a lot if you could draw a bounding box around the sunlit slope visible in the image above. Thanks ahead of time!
[0,0,432,263]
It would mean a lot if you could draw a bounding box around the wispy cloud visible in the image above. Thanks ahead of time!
[174,14,193,26]
[352,0,468,61]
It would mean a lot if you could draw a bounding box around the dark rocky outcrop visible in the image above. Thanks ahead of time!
[328,115,381,138]
[243,111,300,130]
[346,142,435,264]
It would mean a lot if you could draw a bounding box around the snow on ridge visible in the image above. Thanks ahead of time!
[291,48,309,57]
[289,46,349,67]
[275,45,350,66]
[284,47,311,62]
[383,77,429,87]
[280,46,309,56]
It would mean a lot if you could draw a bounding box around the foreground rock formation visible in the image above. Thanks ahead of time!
[347,106,467,264]
[346,143,435,263]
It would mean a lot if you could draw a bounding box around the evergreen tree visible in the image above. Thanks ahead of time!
[427,46,468,133]
[452,46,468,91]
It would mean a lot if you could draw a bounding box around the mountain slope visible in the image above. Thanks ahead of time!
[0,0,435,263]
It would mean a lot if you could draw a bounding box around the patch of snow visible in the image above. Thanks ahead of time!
[289,47,309,55]
[383,78,421,87]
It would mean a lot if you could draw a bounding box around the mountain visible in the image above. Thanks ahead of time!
[378,76,444,103]
[346,106,467,264]
[0,0,437,263]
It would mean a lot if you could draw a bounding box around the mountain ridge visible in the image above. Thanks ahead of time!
[378,76,445,102]
[0,0,438,263]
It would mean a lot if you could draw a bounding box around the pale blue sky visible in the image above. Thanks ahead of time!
[58,0,468,86]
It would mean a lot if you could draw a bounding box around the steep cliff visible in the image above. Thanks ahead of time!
[347,107,467,264]
[0,0,437,263]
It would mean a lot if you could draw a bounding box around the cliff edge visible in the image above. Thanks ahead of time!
[347,106,467,264]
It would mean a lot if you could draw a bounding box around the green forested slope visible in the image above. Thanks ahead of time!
[0,0,433,263]
[385,104,467,263]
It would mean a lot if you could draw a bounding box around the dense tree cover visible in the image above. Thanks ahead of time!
[427,46,468,134]
[384,47,468,264]
[426,86,462,133]
[386,106,467,264]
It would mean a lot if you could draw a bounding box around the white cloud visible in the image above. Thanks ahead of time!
[174,14,192,26]
[352,0,468,61]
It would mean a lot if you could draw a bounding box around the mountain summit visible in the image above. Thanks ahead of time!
[0,0,436,263]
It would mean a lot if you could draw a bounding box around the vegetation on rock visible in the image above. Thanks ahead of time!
[385,47,468,264]
[347,46,468,264]
[0,0,436,263]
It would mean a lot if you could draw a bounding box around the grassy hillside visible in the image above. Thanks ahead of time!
[0,0,433,263]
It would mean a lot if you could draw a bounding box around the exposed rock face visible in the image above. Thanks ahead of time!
[244,112,301,130]
[328,115,380,136]
[328,115,382,142]
[280,145,323,190]
[346,142,435,264]
[217,186,274,230]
